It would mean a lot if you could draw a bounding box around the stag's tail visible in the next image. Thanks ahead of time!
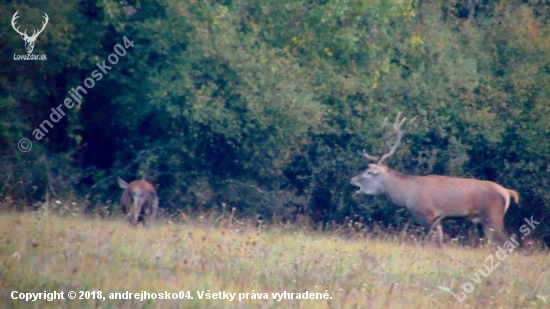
[501,188,519,212]
[508,190,519,204]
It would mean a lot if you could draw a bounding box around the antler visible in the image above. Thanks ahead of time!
[30,13,49,39]
[11,11,49,39]
[359,112,416,165]
[11,11,26,37]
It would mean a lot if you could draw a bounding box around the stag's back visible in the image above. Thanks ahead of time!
[416,175,513,217]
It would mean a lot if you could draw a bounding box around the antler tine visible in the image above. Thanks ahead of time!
[358,150,379,162]
[394,113,407,130]
[381,113,406,147]
[11,11,27,37]
[377,112,415,165]
[358,112,416,164]
[31,13,49,38]
[406,116,417,132]
[378,116,390,155]
[380,117,389,138]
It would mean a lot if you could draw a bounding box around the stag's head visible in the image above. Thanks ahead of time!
[351,164,390,195]
[11,11,49,54]
[118,177,148,208]
[350,112,416,195]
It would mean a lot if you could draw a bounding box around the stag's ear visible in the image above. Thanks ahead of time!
[117,177,128,189]
[367,164,382,175]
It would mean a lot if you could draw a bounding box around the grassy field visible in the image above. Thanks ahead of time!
[0,210,548,309]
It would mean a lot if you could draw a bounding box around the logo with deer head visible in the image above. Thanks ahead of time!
[11,11,49,54]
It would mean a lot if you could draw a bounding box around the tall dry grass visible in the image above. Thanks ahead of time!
[0,209,548,309]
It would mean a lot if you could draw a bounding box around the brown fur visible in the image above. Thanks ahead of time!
[351,164,519,246]
[118,177,159,226]
[351,112,519,246]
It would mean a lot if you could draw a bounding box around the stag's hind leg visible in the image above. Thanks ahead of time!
[482,223,508,246]
[479,192,510,246]
[481,211,509,246]
[481,213,509,246]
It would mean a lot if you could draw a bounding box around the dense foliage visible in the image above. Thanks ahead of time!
[1,0,549,244]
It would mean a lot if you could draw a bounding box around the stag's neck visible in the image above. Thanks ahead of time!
[382,169,417,207]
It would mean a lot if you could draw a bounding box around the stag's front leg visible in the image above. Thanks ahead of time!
[127,202,140,226]
[410,208,442,247]
[423,221,443,247]
[432,223,444,247]
[429,216,446,247]
[126,212,138,226]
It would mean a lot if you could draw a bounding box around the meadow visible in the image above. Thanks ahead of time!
[0,209,548,309]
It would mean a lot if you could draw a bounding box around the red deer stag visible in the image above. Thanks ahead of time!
[350,112,519,246]
[117,177,159,226]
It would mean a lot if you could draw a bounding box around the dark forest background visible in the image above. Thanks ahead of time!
[1,0,549,245]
